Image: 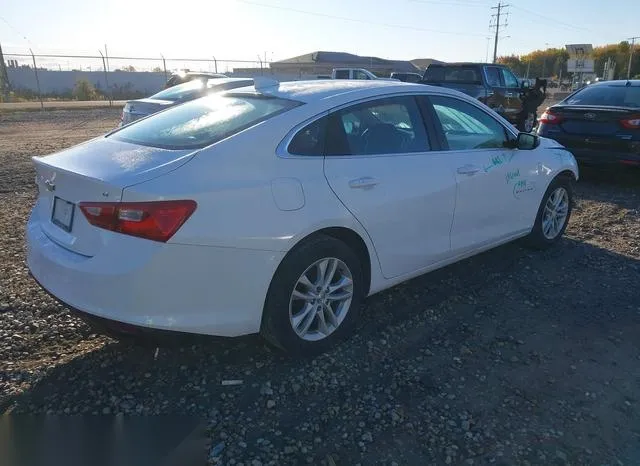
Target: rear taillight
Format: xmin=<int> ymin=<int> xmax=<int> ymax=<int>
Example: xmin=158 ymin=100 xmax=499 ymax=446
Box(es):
xmin=539 ymin=109 xmax=563 ymax=125
xmin=78 ymin=200 xmax=197 ymax=242
xmin=620 ymin=116 xmax=640 ymax=129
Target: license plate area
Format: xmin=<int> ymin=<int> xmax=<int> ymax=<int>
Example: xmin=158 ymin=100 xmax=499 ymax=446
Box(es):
xmin=51 ymin=197 xmax=75 ymax=232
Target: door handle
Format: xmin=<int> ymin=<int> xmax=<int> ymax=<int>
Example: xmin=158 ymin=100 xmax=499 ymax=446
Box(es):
xmin=349 ymin=176 xmax=379 ymax=189
xmin=457 ymin=165 xmax=481 ymax=176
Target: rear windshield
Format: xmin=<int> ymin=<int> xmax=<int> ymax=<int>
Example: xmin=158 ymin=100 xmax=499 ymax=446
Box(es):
xmin=423 ymin=66 xmax=482 ymax=84
xmin=109 ymin=94 xmax=302 ymax=150
xmin=565 ymin=85 xmax=640 ymax=108
xmin=150 ymin=80 xmax=207 ymax=101
xmin=150 ymin=79 xmax=254 ymax=102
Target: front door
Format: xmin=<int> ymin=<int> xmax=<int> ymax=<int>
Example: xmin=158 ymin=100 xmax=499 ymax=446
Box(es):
xmin=484 ymin=65 xmax=509 ymax=117
xmin=426 ymin=94 xmax=530 ymax=255
xmin=500 ymin=67 xmax=524 ymax=123
xmin=323 ymin=95 xmax=457 ymax=279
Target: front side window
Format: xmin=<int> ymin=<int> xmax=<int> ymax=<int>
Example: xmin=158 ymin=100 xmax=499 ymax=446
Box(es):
xmin=501 ymin=68 xmax=520 ymax=89
xmin=326 ymin=96 xmax=430 ymax=156
xmin=354 ymin=70 xmax=370 ymax=80
xmin=110 ymin=94 xmax=302 ymax=150
xmin=429 ymin=95 xmax=509 ymax=151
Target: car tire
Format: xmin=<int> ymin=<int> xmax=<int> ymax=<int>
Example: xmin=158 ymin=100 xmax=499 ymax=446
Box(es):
xmin=260 ymin=234 xmax=364 ymax=356
xmin=524 ymin=175 xmax=574 ymax=249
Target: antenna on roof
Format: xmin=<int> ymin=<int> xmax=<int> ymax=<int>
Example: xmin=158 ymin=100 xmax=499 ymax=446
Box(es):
xmin=253 ymin=77 xmax=280 ymax=94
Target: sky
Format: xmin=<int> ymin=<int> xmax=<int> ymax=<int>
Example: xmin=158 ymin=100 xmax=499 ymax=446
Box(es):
xmin=1 ymin=0 xmax=639 ymax=70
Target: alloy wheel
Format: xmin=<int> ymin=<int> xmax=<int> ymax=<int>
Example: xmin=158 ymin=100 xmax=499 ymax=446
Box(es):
xmin=289 ymin=257 xmax=354 ymax=342
xmin=542 ymin=187 xmax=569 ymax=239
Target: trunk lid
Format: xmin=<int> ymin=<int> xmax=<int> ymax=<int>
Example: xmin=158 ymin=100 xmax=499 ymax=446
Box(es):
xmin=32 ymin=136 xmax=197 ymax=256
xmin=552 ymin=105 xmax=637 ymax=136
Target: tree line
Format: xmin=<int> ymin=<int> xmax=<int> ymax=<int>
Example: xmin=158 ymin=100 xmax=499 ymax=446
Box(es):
xmin=498 ymin=41 xmax=640 ymax=80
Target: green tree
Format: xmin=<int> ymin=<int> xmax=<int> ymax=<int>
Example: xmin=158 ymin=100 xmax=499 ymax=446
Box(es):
xmin=73 ymin=79 xmax=97 ymax=101
xmin=497 ymin=55 xmax=524 ymax=75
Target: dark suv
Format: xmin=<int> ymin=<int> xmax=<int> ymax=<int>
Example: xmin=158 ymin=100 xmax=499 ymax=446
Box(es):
xmin=421 ymin=63 xmax=538 ymax=132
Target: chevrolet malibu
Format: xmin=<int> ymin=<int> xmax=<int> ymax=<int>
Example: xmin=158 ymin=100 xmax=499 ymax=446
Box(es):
xmin=27 ymin=79 xmax=579 ymax=355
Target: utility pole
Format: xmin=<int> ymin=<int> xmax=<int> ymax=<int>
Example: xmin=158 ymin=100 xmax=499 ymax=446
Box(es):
xmin=627 ymin=36 xmax=639 ymax=79
xmin=0 ymin=42 xmax=11 ymax=101
xmin=490 ymin=2 xmax=509 ymax=63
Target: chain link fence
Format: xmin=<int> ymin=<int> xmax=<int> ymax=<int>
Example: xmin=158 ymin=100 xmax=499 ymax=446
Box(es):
xmin=1 ymin=50 xmax=271 ymax=106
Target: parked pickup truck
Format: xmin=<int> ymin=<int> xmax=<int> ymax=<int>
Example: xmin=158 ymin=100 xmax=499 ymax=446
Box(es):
xmin=421 ymin=62 xmax=539 ymax=132
xmin=331 ymin=68 xmax=398 ymax=81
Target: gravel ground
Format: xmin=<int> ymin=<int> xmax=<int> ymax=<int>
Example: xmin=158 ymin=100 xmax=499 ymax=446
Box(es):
xmin=1 ymin=108 xmax=640 ymax=465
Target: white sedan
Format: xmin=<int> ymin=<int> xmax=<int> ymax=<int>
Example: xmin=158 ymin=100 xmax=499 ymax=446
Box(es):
xmin=26 ymin=79 xmax=579 ymax=355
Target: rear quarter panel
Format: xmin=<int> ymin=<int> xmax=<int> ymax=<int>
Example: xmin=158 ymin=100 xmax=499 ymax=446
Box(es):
xmin=119 ymin=107 xmax=383 ymax=284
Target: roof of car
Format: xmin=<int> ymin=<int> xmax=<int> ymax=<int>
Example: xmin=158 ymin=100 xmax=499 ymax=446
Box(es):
xmin=427 ymin=62 xmax=502 ymax=67
xmin=588 ymin=79 xmax=640 ymax=87
xmin=229 ymin=79 xmax=459 ymax=103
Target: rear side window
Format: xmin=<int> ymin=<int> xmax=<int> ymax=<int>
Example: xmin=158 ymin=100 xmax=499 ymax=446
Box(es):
xmin=484 ymin=67 xmax=502 ymax=87
xmin=110 ymin=94 xmax=302 ymax=150
xmin=565 ymin=85 xmax=640 ymax=108
xmin=288 ymin=117 xmax=327 ymax=156
xmin=424 ymin=66 xmax=482 ymax=84
xmin=334 ymin=70 xmax=350 ymax=79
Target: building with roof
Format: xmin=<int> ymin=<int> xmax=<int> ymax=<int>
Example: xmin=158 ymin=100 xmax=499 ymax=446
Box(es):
xmin=265 ymin=51 xmax=421 ymax=79
xmin=410 ymin=58 xmax=446 ymax=71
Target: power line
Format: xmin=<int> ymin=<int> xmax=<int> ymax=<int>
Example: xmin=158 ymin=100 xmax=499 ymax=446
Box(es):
xmin=236 ymin=0 xmax=488 ymax=37
xmin=0 ymin=15 xmax=34 ymax=46
xmin=409 ymin=0 xmax=491 ymax=7
xmin=490 ymin=2 xmax=509 ymax=63
xmin=628 ymin=36 xmax=639 ymax=79
xmin=509 ymin=5 xmax=592 ymax=33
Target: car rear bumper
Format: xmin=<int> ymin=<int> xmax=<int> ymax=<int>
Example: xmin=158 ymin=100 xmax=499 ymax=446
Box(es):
xmin=537 ymin=131 xmax=640 ymax=166
xmin=565 ymin=148 xmax=640 ymax=166
xmin=26 ymin=210 xmax=285 ymax=337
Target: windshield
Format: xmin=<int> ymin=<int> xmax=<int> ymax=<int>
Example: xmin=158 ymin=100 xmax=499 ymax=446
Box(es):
xmin=423 ymin=66 xmax=482 ymax=84
xmin=565 ymin=85 xmax=640 ymax=108
xmin=109 ymin=94 xmax=303 ymax=150
xmin=150 ymin=80 xmax=207 ymax=102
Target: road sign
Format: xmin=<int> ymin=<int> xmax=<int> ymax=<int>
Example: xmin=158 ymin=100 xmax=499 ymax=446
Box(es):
xmin=567 ymin=58 xmax=595 ymax=73
xmin=565 ymin=44 xmax=593 ymax=58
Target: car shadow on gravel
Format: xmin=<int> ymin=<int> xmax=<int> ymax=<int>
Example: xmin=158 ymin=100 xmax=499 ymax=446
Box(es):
xmin=575 ymin=165 xmax=640 ymax=208
xmin=4 ymin=238 xmax=640 ymax=465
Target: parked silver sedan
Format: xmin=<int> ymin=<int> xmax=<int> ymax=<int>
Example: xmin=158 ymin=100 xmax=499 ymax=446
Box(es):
xmin=119 ymin=77 xmax=254 ymax=126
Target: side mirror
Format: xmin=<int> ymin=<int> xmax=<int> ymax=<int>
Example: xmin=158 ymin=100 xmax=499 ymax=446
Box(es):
xmin=516 ymin=132 xmax=539 ymax=150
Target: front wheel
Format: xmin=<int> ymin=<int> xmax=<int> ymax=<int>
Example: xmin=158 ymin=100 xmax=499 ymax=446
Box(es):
xmin=260 ymin=234 xmax=364 ymax=356
xmin=524 ymin=176 xmax=574 ymax=249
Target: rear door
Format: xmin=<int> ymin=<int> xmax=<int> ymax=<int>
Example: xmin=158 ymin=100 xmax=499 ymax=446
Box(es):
xmin=322 ymin=94 xmax=457 ymax=279
xmin=424 ymin=94 xmax=539 ymax=254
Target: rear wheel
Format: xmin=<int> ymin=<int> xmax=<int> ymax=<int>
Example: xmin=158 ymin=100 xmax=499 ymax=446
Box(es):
xmin=260 ymin=234 xmax=364 ymax=356
xmin=524 ymin=175 xmax=574 ymax=249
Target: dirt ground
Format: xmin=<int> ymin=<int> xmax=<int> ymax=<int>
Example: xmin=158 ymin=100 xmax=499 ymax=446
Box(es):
xmin=1 ymin=108 xmax=639 ymax=466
